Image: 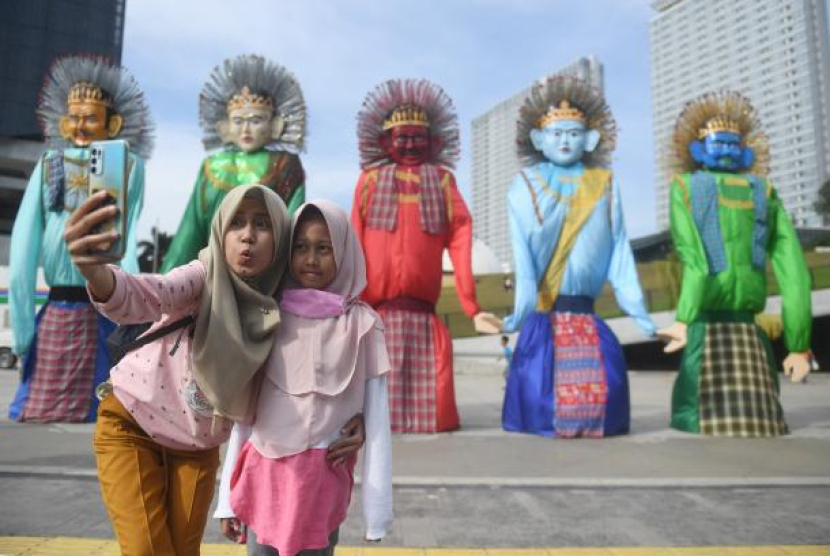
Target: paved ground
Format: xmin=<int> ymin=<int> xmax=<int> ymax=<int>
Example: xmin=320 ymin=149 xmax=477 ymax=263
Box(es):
xmin=1 ymin=540 xmax=829 ymax=556
xmin=1 ymin=342 xmax=829 ymax=554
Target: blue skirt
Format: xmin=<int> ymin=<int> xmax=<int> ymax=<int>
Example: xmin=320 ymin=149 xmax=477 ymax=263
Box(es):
xmin=502 ymin=306 xmax=629 ymax=437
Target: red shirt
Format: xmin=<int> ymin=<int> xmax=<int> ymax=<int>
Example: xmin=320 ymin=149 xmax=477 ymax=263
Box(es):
xmin=351 ymin=165 xmax=480 ymax=318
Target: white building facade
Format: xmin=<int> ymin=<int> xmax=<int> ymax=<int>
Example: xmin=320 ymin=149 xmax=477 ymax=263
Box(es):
xmin=650 ymin=0 xmax=830 ymax=229
xmin=470 ymin=56 xmax=605 ymax=269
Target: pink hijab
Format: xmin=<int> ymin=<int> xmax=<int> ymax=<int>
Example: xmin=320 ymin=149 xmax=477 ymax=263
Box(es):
xmin=279 ymin=199 xmax=367 ymax=317
xmin=252 ymin=200 xmax=387 ymax=458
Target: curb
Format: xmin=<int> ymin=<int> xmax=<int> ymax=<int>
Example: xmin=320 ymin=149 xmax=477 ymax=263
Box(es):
xmin=2 ymin=465 xmax=830 ymax=489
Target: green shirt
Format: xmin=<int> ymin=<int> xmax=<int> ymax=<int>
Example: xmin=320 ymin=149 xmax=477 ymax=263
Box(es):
xmin=670 ymin=172 xmax=812 ymax=352
xmin=162 ymin=150 xmax=304 ymax=272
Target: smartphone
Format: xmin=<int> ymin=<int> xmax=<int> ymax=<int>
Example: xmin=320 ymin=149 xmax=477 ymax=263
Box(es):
xmin=87 ymin=139 xmax=129 ymax=261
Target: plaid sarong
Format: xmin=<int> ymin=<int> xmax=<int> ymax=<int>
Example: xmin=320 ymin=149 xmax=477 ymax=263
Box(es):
xmin=366 ymin=164 xmax=447 ymax=235
xmin=22 ymin=302 xmax=99 ymax=422
xmin=699 ymin=321 xmax=787 ymax=437
xmin=551 ymin=312 xmax=607 ymax=438
xmin=378 ymin=306 xmax=437 ymax=433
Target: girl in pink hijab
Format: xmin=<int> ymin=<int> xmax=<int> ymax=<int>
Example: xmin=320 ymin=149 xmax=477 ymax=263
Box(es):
xmin=216 ymin=200 xmax=393 ymax=556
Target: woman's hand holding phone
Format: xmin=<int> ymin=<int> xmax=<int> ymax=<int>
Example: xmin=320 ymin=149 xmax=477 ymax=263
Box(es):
xmin=64 ymin=190 xmax=119 ymax=301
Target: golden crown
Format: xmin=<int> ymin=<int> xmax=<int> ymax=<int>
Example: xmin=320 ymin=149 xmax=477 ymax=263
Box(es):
xmin=382 ymin=105 xmax=430 ymax=130
xmin=538 ymin=100 xmax=586 ymax=128
xmin=227 ymin=86 xmax=274 ymax=112
xmin=67 ymin=82 xmax=111 ymax=107
xmin=698 ymin=116 xmax=741 ymax=138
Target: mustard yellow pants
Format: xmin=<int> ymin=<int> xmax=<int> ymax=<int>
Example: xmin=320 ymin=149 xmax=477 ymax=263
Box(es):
xmin=94 ymin=394 xmax=220 ymax=556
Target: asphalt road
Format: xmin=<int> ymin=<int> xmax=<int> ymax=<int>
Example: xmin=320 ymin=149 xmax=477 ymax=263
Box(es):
xmin=1 ymin=365 xmax=829 ymax=548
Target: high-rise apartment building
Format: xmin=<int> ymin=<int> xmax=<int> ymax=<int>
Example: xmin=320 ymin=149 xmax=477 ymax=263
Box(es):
xmin=650 ymin=0 xmax=830 ymax=229
xmin=471 ymin=56 xmax=604 ymax=269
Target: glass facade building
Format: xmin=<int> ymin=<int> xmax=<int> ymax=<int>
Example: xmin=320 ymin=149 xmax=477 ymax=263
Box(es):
xmin=0 ymin=0 xmax=125 ymax=138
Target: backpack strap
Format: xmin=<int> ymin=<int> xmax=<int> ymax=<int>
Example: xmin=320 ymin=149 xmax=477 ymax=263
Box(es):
xmin=136 ymin=314 xmax=196 ymax=351
xmin=106 ymin=314 xmax=196 ymax=366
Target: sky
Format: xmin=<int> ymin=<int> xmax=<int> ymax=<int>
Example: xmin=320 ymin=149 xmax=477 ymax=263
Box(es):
xmin=122 ymin=0 xmax=660 ymax=245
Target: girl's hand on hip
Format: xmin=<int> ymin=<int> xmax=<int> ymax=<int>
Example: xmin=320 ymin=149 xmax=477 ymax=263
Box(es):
xmin=327 ymin=413 xmax=365 ymax=466
xmin=220 ymin=517 xmax=247 ymax=544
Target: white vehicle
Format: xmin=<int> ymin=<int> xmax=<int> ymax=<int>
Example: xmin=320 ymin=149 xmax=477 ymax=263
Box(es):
xmin=0 ymin=314 xmax=17 ymax=371
xmin=0 ymin=266 xmax=47 ymax=370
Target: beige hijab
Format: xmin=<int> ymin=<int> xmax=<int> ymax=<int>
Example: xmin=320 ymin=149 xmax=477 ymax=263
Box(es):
xmin=191 ymin=184 xmax=290 ymax=421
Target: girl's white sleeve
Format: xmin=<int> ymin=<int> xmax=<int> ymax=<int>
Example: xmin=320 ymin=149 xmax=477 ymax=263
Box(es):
xmin=213 ymin=422 xmax=252 ymax=519
xmin=362 ymin=374 xmax=393 ymax=540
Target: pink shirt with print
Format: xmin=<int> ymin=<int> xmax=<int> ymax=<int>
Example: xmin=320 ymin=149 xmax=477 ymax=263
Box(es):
xmin=91 ymin=261 xmax=230 ymax=450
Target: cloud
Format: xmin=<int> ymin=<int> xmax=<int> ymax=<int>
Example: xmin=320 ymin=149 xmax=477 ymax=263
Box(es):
xmin=303 ymin=165 xmax=361 ymax=211
xmin=136 ymin=121 xmax=204 ymax=241
xmin=125 ymin=0 xmax=663 ymax=242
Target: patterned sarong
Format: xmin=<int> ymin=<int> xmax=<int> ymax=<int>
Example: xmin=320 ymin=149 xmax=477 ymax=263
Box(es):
xmin=699 ymin=321 xmax=787 ymax=437
xmin=551 ymin=312 xmax=607 ymax=437
xmin=378 ymin=306 xmax=437 ymax=433
xmin=22 ymin=302 xmax=99 ymax=422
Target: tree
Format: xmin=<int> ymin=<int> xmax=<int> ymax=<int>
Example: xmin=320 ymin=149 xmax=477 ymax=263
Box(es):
xmin=815 ymin=178 xmax=830 ymax=226
xmin=137 ymin=227 xmax=173 ymax=273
